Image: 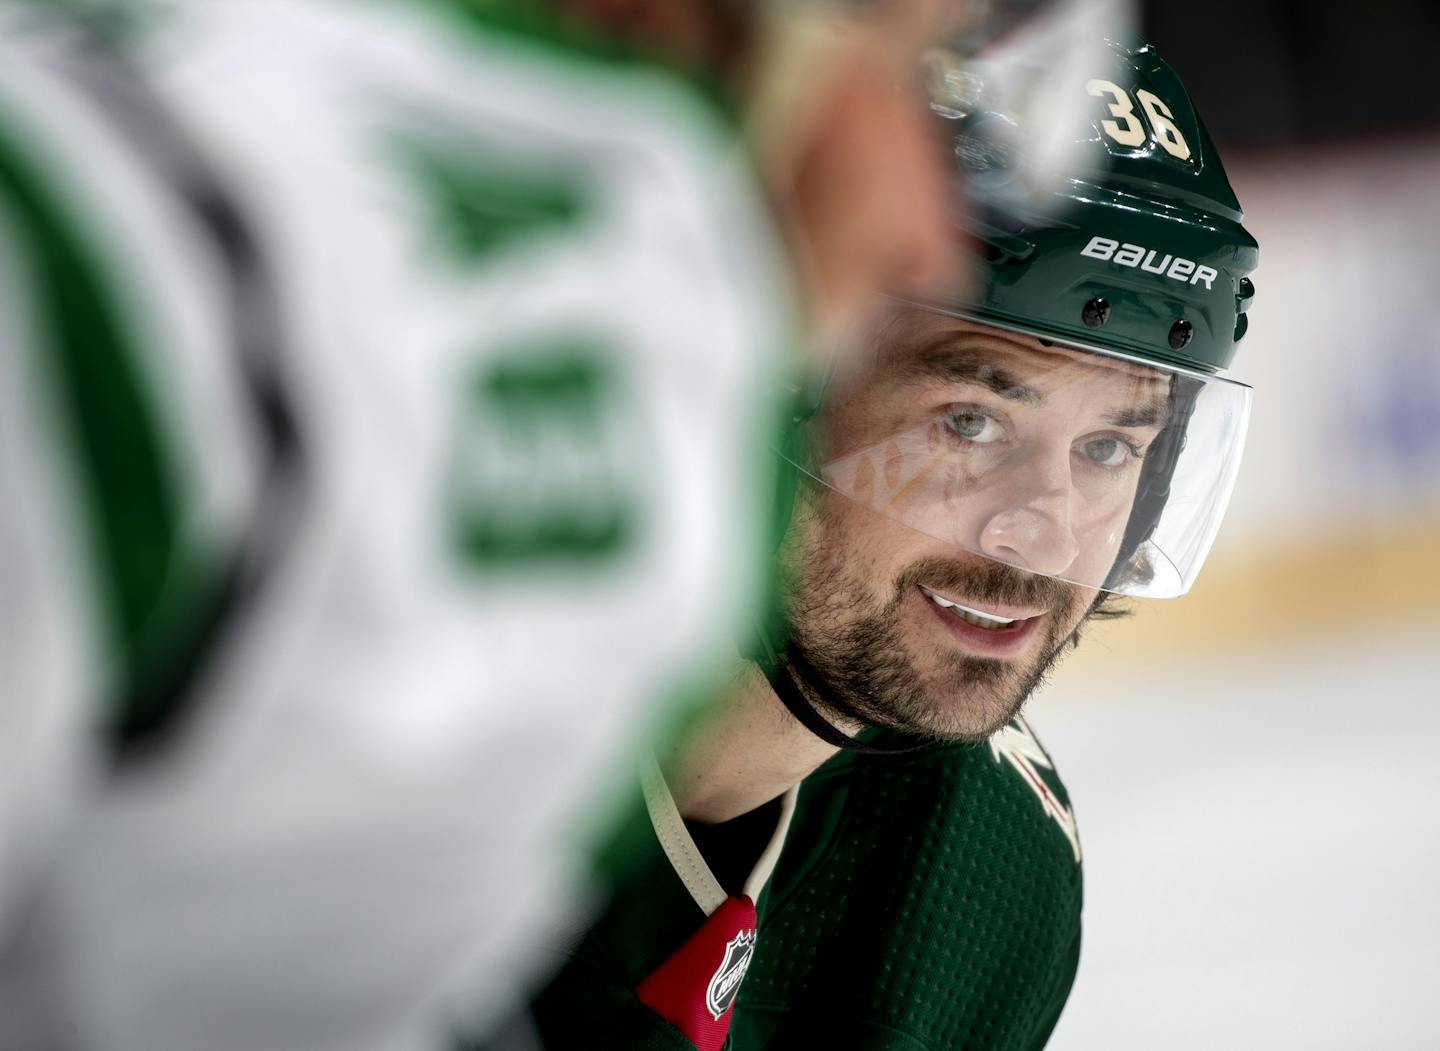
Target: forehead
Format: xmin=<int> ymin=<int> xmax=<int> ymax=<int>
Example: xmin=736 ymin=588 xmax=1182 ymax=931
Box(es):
xmin=868 ymin=311 xmax=1169 ymax=394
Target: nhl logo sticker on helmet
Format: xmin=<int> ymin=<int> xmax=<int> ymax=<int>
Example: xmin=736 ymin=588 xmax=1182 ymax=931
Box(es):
xmin=706 ymin=929 xmax=757 ymax=1020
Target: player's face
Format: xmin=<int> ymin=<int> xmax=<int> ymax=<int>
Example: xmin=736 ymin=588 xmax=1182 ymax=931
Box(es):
xmin=783 ymin=312 xmax=1164 ymax=740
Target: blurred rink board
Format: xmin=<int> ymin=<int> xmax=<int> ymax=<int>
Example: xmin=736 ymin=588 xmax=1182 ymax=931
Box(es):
xmin=1034 ymin=139 xmax=1440 ymax=1049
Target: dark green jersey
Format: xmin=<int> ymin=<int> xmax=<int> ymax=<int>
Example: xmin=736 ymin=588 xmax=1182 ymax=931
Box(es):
xmin=509 ymin=716 xmax=1082 ymax=1050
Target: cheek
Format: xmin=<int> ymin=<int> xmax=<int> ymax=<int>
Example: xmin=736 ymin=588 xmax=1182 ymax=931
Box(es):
xmin=1067 ymin=499 xmax=1135 ymax=579
xmin=790 ymin=493 xmax=909 ymax=609
xmin=1051 ymin=588 xmax=1102 ymax=643
xmin=1069 ymin=518 xmax=1124 ymax=572
xmin=834 ymin=503 xmax=921 ymax=592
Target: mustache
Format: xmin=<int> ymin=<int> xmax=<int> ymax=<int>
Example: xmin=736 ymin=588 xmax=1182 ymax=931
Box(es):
xmin=889 ymin=555 xmax=1078 ymax=612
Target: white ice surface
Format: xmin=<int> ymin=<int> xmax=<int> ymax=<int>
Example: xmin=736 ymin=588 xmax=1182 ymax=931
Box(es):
xmin=1034 ymin=630 xmax=1440 ymax=1050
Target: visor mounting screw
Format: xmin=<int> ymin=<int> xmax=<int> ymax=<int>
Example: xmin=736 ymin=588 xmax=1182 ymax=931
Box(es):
xmin=1081 ymin=298 xmax=1110 ymax=328
xmin=1168 ymin=319 xmax=1194 ymax=350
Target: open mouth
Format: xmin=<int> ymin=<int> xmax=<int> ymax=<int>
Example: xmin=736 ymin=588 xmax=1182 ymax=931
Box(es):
xmin=917 ymin=585 xmax=1026 ymax=632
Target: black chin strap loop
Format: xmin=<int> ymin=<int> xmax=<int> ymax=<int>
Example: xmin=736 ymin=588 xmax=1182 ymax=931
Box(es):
xmin=770 ymin=649 xmax=929 ymax=756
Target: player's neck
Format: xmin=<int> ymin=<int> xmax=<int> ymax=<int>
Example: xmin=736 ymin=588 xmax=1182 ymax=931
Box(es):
xmin=661 ymin=660 xmax=842 ymax=826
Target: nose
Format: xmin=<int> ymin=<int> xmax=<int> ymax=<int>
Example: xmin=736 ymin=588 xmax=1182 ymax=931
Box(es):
xmin=976 ymin=452 xmax=1081 ymax=578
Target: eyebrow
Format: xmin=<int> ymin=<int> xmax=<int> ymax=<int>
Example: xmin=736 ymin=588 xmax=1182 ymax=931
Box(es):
xmin=901 ymin=344 xmax=1043 ymax=404
xmin=1103 ymin=398 xmax=1170 ymax=429
xmin=899 ymin=338 xmax=1171 ymax=428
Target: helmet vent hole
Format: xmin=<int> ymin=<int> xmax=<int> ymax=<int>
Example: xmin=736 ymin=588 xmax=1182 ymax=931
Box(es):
xmin=974 ymin=240 xmax=1005 ymax=264
xmin=1081 ymin=298 xmax=1110 ymax=328
xmin=1169 ymin=319 xmax=1194 ymax=350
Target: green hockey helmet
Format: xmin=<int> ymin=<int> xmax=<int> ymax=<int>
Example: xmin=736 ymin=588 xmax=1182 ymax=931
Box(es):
xmin=937 ymin=34 xmax=1258 ymax=372
xmin=795 ymin=34 xmax=1259 ymax=599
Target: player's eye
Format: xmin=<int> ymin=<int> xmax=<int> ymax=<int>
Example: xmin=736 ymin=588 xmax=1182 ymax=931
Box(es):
xmin=1077 ymin=435 xmax=1141 ymax=468
xmin=945 ymin=409 xmax=1004 ymax=444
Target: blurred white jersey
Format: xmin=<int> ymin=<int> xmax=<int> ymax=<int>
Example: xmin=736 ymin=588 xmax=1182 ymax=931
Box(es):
xmin=0 ymin=1 xmax=791 ymax=1047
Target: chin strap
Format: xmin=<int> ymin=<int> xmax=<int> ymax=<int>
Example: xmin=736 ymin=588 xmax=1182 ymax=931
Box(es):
xmin=768 ymin=647 xmax=928 ymax=756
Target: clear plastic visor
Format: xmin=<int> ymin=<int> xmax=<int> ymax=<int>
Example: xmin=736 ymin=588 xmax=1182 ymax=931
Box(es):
xmin=791 ymin=311 xmax=1251 ymax=598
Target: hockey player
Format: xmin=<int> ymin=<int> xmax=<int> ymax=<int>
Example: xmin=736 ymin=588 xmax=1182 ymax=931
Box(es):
xmin=0 ymin=0 xmax=1114 ymax=1048
xmin=509 ymin=33 xmax=1259 ymax=1050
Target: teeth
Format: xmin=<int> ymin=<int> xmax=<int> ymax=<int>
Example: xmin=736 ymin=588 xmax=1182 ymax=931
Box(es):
xmin=955 ymin=608 xmax=1007 ymax=631
xmin=919 ymin=586 xmax=1017 ymax=630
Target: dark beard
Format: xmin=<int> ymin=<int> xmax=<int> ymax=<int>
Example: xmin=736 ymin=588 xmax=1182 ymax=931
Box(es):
xmin=785 ymin=554 xmax=1093 ymax=742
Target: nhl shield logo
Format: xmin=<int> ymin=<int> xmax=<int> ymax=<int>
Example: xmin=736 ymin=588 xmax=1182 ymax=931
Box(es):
xmin=705 ymin=928 xmax=756 ymax=1020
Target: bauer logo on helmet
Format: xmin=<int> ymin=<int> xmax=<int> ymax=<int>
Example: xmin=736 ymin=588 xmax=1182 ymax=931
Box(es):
xmin=1079 ymin=235 xmax=1218 ymax=290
